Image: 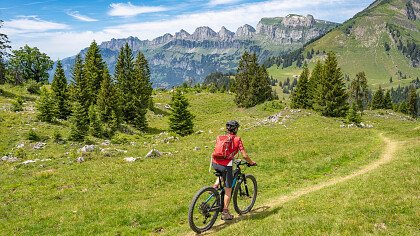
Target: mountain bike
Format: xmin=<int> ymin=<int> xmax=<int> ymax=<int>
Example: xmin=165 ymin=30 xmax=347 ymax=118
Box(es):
xmin=188 ymin=160 xmax=257 ymax=233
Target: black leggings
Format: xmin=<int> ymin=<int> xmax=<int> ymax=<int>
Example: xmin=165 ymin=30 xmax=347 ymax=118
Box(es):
xmin=212 ymin=163 xmax=233 ymax=188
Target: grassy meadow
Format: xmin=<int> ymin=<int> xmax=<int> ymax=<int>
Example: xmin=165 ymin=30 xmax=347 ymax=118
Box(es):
xmin=0 ymin=84 xmax=419 ymax=235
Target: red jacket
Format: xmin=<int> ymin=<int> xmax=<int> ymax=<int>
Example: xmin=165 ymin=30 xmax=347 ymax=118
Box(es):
xmin=212 ymin=134 xmax=244 ymax=166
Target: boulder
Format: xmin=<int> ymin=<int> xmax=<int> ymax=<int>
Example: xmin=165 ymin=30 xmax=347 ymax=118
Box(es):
xmin=80 ymin=145 xmax=95 ymax=153
xmin=1 ymin=155 xmax=19 ymax=162
xmin=76 ymin=157 xmax=85 ymax=163
xmin=34 ymin=142 xmax=46 ymax=150
xmin=124 ymin=157 xmax=137 ymax=162
xmin=145 ymin=149 xmax=162 ymax=158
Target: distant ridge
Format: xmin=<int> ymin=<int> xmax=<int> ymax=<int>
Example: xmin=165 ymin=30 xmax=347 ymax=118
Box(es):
xmin=59 ymin=14 xmax=338 ymax=87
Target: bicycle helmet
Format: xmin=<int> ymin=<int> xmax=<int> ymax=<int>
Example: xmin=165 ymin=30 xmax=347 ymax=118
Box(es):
xmin=226 ymin=120 xmax=240 ymax=134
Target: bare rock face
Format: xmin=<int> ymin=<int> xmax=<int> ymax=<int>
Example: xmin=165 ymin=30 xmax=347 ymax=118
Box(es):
xmin=235 ymin=24 xmax=256 ymax=38
xmin=282 ymin=14 xmax=315 ymax=27
xmin=151 ymin=33 xmax=173 ymax=45
xmin=218 ymin=26 xmax=235 ymax=41
xmin=191 ymin=26 xmax=218 ymax=40
xmin=174 ymin=29 xmax=190 ymax=39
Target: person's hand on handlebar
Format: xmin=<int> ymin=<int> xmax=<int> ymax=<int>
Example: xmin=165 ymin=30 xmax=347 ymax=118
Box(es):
xmin=248 ymin=161 xmax=257 ymax=166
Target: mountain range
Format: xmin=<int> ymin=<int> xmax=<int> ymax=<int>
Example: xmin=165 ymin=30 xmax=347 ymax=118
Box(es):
xmin=60 ymin=14 xmax=338 ymax=87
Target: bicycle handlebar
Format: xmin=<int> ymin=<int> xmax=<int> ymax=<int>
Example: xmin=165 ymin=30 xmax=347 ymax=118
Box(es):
xmin=234 ymin=159 xmax=257 ymax=167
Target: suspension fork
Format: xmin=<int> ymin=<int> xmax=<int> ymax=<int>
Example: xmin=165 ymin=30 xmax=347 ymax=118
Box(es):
xmin=241 ymin=174 xmax=250 ymax=196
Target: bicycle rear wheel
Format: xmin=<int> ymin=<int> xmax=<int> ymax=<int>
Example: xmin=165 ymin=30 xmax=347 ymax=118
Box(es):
xmin=188 ymin=186 xmax=221 ymax=233
xmin=233 ymin=174 xmax=257 ymax=214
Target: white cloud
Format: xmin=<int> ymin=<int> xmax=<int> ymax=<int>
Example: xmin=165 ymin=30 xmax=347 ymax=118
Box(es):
xmin=208 ymin=0 xmax=241 ymax=6
xmin=6 ymin=0 xmax=369 ymax=59
xmin=108 ymin=2 xmax=168 ymax=17
xmin=8 ymin=31 xmax=113 ymax=60
xmin=3 ymin=16 xmax=69 ymax=35
xmin=67 ymin=11 xmax=98 ymax=22
xmin=103 ymin=0 xmax=353 ymax=40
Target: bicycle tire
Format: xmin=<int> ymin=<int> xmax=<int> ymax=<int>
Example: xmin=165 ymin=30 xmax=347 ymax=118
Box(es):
xmin=233 ymin=174 xmax=257 ymax=214
xmin=188 ymin=186 xmax=221 ymax=233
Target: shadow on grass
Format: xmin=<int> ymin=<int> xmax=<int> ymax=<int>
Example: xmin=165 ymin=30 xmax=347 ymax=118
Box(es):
xmin=197 ymin=205 xmax=282 ymax=235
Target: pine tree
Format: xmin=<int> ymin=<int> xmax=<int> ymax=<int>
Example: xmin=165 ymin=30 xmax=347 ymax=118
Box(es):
xmin=115 ymin=43 xmax=135 ymax=122
xmin=88 ymin=104 xmax=102 ymax=137
xmin=51 ymin=60 xmax=71 ymax=119
xmin=97 ymin=67 xmax=119 ymax=123
xmin=383 ymin=90 xmax=392 ymax=109
xmin=291 ymin=65 xmax=310 ymax=109
xmin=371 ymin=86 xmax=384 ymax=109
xmin=69 ymin=101 xmax=88 ymax=141
xmin=308 ymin=60 xmax=324 ymax=108
xmin=169 ymin=90 xmax=194 ymax=136
xmin=407 ymin=85 xmax=418 ymax=118
xmin=313 ymin=52 xmax=348 ymax=117
xmin=36 ymin=87 xmax=57 ymax=122
xmin=234 ymin=52 xmax=273 ymax=108
xmin=347 ymin=102 xmax=362 ymax=124
xmin=83 ymin=41 xmax=106 ymax=107
xmin=70 ymin=54 xmax=85 ymax=103
xmin=132 ymin=51 xmax=153 ymax=130
xmin=349 ymin=72 xmax=369 ymax=112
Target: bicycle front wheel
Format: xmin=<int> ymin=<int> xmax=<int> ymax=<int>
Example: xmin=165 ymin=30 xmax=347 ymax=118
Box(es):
xmin=188 ymin=186 xmax=221 ymax=233
xmin=233 ymin=174 xmax=257 ymax=214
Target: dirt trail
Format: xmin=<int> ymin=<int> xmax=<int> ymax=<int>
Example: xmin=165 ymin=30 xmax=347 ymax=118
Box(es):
xmin=189 ymin=134 xmax=399 ymax=235
xmin=266 ymin=134 xmax=398 ymax=207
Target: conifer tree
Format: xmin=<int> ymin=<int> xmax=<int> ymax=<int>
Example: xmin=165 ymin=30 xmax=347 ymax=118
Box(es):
xmin=234 ymin=52 xmax=273 ymax=108
xmin=371 ymin=86 xmax=384 ymax=109
xmin=88 ymin=104 xmax=102 ymax=137
xmin=132 ymin=51 xmax=153 ymax=130
xmin=69 ymin=101 xmax=88 ymax=141
xmin=308 ymin=60 xmax=324 ymax=108
xmin=83 ymin=41 xmax=106 ymax=107
xmin=349 ymin=72 xmax=369 ymax=112
xmin=347 ymin=102 xmax=362 ymax=124
xmin=291 ymin=65 xmax=310 ymax=109
xmin=51 ymin=60 xmax=71 ymax=119
xmin=70 ymin=54 xmax=85 ymax=103
xmin=383 ymin=90 xmax=392 ymax=109
xmin=169 ymin=90 xmax=194 ymax=136
xmin=407 ymin=85 xmax=418 ymax=118
xmin=115 ymin=43 xmax=135 ymax=122
xmin=36 ymin=87 xmax=57 ymax=122
xmin=313 ymin=52 xmax=348 ymax=117
xmin=97 ymin=67 xmax=120 ymax=123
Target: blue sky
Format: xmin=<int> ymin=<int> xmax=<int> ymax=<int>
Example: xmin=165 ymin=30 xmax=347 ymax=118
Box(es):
xmin=1 ymin=0 xmax=373 ymax=59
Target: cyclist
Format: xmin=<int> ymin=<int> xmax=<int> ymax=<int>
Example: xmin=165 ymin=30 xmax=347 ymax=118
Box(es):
xmin=212 ymin=120 xmax=256 ymax=220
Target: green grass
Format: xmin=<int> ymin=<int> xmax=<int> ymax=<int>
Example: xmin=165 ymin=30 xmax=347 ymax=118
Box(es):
xmin=0 ymin=84 xmax=419 ymax=235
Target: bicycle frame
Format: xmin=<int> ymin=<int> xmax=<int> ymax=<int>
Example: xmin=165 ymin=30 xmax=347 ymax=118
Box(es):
xmin=205 ymin=161 xmax=249 ymax=211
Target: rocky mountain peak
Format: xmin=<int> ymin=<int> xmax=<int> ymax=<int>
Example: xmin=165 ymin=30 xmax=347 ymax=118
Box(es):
xmin=151 ymin=33 xmax=173 ymax=45
xmin=191 ymin=26 xmax=218 ymax=40
xmin=235 ymin=24 xmax=256 ymax=38
xmin=218 ymin=26 xmax=234 ymax=40
xmin=282 ymin=14 xmax=315 ymax=27
xmin=175 ymin=29 xmax=190 ymax=39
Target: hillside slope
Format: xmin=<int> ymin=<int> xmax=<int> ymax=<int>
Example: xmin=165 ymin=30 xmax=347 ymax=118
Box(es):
xmin=305 ymin=0 xmax=420 ymax=87
xmin=0 ymin=84 xmax=418 ymax=235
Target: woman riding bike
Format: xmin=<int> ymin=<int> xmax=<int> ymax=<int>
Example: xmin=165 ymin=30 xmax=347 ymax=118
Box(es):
xmin=211 ymin=120 xmax=256 ymax=220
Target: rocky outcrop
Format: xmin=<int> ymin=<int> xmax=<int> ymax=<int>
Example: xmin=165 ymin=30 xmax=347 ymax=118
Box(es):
xmin=218 ymin=26 xmax=234 ymax=41
xmin=191 ymin=26 xmax=217 ymax=40
xmin=235 ymin=24 xmax=256 ymax=38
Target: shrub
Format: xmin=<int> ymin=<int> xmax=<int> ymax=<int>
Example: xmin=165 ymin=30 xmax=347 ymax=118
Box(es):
xmin=11 ymin=96 xmax=24 ymax=112
xmin=26 ymin=80 xmax=41 ymax=94
xmin=111 ymin=133 xmax=129 ymax=144
xmin=28 ymin=129 xmax=40 ymax=141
